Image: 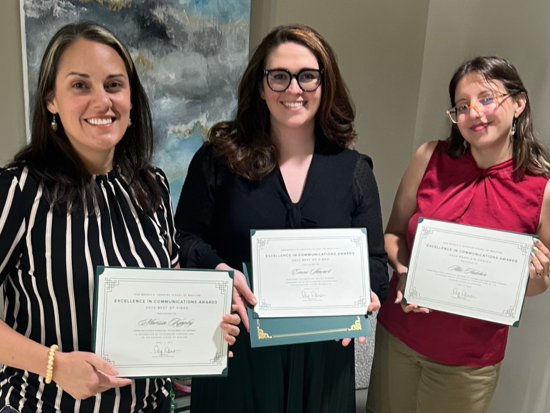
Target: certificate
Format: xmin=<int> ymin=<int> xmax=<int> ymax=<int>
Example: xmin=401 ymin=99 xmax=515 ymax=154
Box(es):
xmin=242 ymin=263 xmax=372 ymax=348
xmin=251 ymin=228 xmax=371 ymax=318
xmin=404 ymin=218 xmax=534 ymax=326
xmin=92 ymin=266 xmax=233 ymax=378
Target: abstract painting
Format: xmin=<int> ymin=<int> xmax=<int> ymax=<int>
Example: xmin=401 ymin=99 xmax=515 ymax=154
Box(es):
xmin=21 ymin=0 xmax=250 ymax=206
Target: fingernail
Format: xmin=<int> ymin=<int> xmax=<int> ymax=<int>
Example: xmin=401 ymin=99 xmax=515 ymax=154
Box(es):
xmin=531 ymin=252 xmax=536 ymax=257
xmin=533 ymin=246 xmax=540 ymax=252
xmin=534 ymin=238 xmax=540 ymax=243
xmin=394 ymin=298 xmax=399 ymax=304
xmin=111 ymin=367 xmax=119 ymax=375
xmin=251 ymin=298 xmax=257 ymax=305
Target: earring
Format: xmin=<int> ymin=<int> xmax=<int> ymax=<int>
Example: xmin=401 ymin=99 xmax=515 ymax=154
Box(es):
xmin=511 ymin=117 xmax=518 ymax=136
xmin=463 ymin=139 xmax=468 ymax=148
xmin=128 ymin=118 xmax=132 ymax=128
xmin=51 ymin=114 xmax=58 ymax=132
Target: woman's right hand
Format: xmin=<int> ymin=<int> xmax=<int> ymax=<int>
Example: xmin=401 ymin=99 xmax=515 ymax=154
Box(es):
xmin=216 ymin=263 xmax=257 ymax=332
xmin=53 ymin=351 xmax=132 ymax=400
xmin=395 ymin=271 xmax=430 ymax=314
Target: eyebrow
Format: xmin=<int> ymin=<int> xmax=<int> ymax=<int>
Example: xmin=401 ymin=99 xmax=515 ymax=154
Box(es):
xmin=266 ymin=67 xmax=320 ymax=72
xmin=65 ymin=72 xmax=126 ymax=79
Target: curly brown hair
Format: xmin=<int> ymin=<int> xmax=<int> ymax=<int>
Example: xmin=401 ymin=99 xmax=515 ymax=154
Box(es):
xmin=208 ymin=24 xmax=357 ymax=181
xmin=446 ymin=56 xmax=550 ymax=177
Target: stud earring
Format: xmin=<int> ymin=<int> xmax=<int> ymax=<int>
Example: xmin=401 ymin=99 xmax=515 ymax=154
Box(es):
xmin=51 ymin=114 xmax=58 ymax=132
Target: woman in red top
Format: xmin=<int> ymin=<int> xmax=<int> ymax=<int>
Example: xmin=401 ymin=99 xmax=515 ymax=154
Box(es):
xmin=367 ymin=56 xmax=550 ymax=413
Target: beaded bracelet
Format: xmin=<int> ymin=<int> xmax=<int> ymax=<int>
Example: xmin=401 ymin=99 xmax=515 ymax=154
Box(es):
xmin=45 ymin=344 xmax=59 ymax=384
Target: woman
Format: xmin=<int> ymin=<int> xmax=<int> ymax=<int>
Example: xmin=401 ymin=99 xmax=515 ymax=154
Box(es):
xmin=367 ymin=56 xmax=550 ymax=413
xmin=0 ymin=21 xmax=239 ymax=413
xmin=175 ymin=24 xmax=389 ymax=413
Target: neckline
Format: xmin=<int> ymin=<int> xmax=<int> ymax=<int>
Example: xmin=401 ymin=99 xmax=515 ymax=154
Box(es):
xmin=465 ymin=149 xmax=514 ymax=173
xmin=277 ymin=153 xmax=316 ymax=206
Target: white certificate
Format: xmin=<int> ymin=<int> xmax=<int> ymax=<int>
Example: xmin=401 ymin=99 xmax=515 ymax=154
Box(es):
xmin=404 ymin=218 xmax=534 ymax=326
xmin=92 ymin=267 xmax=233 ymax=377
xmin=251 ymin=228 xmax=371 ymax=318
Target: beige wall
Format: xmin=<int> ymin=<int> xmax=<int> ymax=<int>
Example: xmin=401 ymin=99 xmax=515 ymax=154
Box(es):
xmin=0 ymin=0 xmax=26 ymax=166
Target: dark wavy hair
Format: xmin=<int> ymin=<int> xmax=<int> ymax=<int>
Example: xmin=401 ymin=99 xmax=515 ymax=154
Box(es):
xmin=208 ymin=24 xmax=357 ymax=181
xmin=446 ymin=56 xmax=550 ymax=177
xmin=11 ymin=21 xmax=161 ymax=212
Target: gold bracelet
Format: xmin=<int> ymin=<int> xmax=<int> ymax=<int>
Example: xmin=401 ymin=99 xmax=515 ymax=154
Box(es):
xmin=45 ymin=344 xmax=59 ymax=384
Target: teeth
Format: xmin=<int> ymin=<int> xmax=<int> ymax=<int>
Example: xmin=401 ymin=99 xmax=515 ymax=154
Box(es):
xmin=283 ymin=102 xmax=304 ymax=108
xmin=87 ymin=118 xmax=113 ymax=125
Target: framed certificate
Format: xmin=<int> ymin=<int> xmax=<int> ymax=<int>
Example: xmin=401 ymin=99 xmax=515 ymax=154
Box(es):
xmin=251 ymin=228 xmax=371 ymax=318
xmin=404 ymin=218 xmax=535 ymax=326
xmin=92 ymin=267 xmax=233 ymax=377
xmin=242 ymin=263 xmax=372 ymax=347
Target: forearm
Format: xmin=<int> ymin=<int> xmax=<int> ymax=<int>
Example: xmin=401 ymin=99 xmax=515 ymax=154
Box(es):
xmin=0 ymin=319 xmax=50 ymax=377
xmin=384 ymin=233 xmax=410 ymax=274
xmin=526 ymin=276 xmax=549 ymax=296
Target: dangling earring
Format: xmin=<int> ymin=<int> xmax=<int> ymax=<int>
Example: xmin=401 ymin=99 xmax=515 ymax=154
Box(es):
xmin=51 ymin=114 xmax=58 ymax=132
xmin=511 ymin=117 xmax=518 ymax=136
xmin=128 ymin=118 xmax=132 ymax=128
xmin=463 ymin=139 xmax=469 ymax=148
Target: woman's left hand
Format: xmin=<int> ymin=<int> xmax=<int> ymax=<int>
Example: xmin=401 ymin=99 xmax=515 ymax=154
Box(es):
xmin=338 ymin=291 xmax=381 ymax=347
xmin=220 ymin=304 xmax=240 ymax=357
xmin=527 ymin=239 xmax=550 ymax=295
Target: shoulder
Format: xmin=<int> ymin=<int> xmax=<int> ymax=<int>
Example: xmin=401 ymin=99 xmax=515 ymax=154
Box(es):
xmin=412 ymin=140 xmax=440 ymax=170
xmin=0 ymin=165 xmax=39 ymax=193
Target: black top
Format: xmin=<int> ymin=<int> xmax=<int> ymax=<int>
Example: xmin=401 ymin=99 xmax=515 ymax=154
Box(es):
xmin=174 ymin=139 xmax=388 ymax=413
xmin=0 ymin=166 xmax=179 ymax=413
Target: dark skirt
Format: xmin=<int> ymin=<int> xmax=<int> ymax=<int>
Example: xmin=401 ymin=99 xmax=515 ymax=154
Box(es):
xmin=191 ymin=323 xmax=355 ymax=413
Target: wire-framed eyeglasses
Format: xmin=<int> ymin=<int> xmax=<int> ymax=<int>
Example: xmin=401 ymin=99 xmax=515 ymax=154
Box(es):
xmin=264 ymin=68 xmax=324 ymax=92
xmin=446 ymin=94 xmax=509 ymax=124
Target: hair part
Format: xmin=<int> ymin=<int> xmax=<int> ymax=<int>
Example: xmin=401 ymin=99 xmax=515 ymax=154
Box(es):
xmin=12 ymin=20 xmax=161 ymax=212
xmin=208 ymin=24 xmax=357 ymax=181
xmin=445 ymin=56 xmax=550 ymax=177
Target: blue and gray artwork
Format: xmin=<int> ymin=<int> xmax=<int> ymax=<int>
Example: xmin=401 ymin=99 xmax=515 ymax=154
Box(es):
xmin=23 ymin=0 xmax=250 ymax=206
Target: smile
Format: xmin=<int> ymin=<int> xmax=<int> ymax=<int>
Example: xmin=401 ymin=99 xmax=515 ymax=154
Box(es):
xmin=86 ymin=118 xmax=114 ymax=125
xmin=470 ymin=123 xmax=488 ymax=131
xmin=282 ymin=102 xmax=305 ymax=108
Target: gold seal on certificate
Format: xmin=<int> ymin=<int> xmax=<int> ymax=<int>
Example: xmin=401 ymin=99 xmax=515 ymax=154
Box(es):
xmin=404 ymin=218 xmax=535 ymax=326
xmin=92 ymin=267 xmax=233 ymax=377
xmin=250 ymin=228 xmax=371 ymax=318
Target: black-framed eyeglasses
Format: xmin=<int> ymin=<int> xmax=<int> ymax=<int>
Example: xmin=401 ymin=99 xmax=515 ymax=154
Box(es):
xmin=264 ymin=68 xmax=324 ymax=92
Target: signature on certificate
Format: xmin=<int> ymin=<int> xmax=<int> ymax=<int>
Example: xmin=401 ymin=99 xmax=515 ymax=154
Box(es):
xmin=138 ymin=318 xmax=195 ymax=328
xmin=448 ymin=265 xmax=487 ymax=276
xmin=451 ymin=288 xmax=476 ymax=300
xmin=152 ymin=345 xmax=182 ymax=357
xmin=301 ymin=290 xmax=326 ymax=300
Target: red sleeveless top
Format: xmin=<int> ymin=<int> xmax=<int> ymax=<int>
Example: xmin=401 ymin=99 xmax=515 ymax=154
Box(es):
xmin=377 ymin=141 xmax=548 ymax=366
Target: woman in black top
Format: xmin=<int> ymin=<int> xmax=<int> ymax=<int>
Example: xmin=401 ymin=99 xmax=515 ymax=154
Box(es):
xmin=175 ymin=24 xmax=389 ymax=413
xmin=0 ymin=21 xmax=239 ymax=413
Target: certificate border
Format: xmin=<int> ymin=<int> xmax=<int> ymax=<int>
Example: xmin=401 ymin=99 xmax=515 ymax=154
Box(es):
xmin=405 ymin=218 xmax=532 ymax=326
xmin=92 ymin=266 xmax=233 ymax=378
xmin=250 ymin=228 xmax=371 ymax=317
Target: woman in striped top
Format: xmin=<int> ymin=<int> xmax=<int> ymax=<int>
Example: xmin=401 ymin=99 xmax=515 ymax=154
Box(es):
xmin=0 ymin=22 xmax=240 ymax=413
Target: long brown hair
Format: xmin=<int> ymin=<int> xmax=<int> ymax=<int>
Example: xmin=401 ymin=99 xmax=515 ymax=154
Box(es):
xmin=12 ymin=21 xmax=161 ymax=212
xmin=446 ymin=56 xmax=550 ymax=177
xmin=208 ymin=24 xmax=357 ymax=181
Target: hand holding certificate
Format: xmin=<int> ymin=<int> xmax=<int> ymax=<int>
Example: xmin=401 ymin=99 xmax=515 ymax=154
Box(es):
xmin=404 ymin=218 xmax=535 ymax=326
xmin=92 ymin=267 xmax=234 ymax=377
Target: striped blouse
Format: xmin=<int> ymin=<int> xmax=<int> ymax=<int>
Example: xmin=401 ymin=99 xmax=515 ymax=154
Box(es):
xmin=0 ymin=166 xmax=179 ymax=413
